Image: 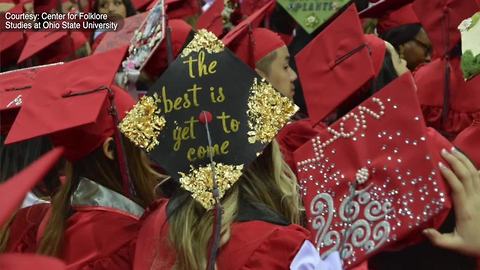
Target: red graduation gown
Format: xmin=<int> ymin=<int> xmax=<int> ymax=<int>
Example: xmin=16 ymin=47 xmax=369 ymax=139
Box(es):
xmin=414 ymin=57 xmax=480 ymax=140
xmin=134 ymin=199 xmax=310 ymax=270
xmin=6 ymin=180 xmax=143 ymax=270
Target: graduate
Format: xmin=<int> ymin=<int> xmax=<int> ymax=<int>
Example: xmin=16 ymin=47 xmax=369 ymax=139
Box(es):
xmin=125 ymin=29 xmax=341 ymax=270
xmin=0 ymin=47 xmax=163 ymax=269
xmin=413 ymin=0 xmax=480 ymax=140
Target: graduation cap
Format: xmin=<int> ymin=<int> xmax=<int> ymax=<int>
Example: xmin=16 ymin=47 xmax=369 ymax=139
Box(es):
xmin=17 ymin=31 xmax=88 ymax=64
xmin=5 ymin=46 xmax=131 ymax=160
xmin=222 ymin=1 xmax=282 ymax=68
xmin=196 ymin=0 xmax=240 ymax=37
xmin=276 ymin=0 xmax=350 ymax=34
xmin=0 ymin=147 xmax=64 ymax=226
xmin=293 ymin=73 xmax=452 ymax=268
xmin=0 ymin=3 xmax=27 ymax=68
xmin=372 ymin=3 xmax=419 ymax=35
xmin=0 ymin=62 xmax=63 ymax=135
xmin=295 ymin=3 xmax=375 ymax=126
xmin=119 ymin=29 xmax=298 ymax=210
xmin=458 ymin=12 xmax=480 ymax=80
xmin=364 ymin=34 xmax=387 ymax=76
xmin=454 ymin=120 xmax=480 ymax=167
xmin=120 ymin=0 xmax=166 ymax=88
xmin=155 ymin=0 xmax=201 ymax=19
xmin=5 ymin=47 xmax=136 ymax=195
xmin=94 ymin=12 xmax=148 ymax=54
xmin=412 ymin=0 xmax=479 ymax=59
xmin=142 ymin=19 xmax=193 ymax=78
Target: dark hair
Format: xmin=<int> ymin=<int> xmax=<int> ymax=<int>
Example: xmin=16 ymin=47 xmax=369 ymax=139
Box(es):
xmin=335 ymin=50 xmax=398 ymax=120
xmin=0 ymin=136 xmax=61 ymax=197
xmin=93 ymin=0 xmax=136 ymax=18
xmin=380 ymin=23 xmax=422 ymax=50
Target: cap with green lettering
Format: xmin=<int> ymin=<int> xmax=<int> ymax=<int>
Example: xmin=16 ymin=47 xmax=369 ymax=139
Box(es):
xmin=276 ymin=0 xmax=350 ymax=34
xmin=119 ymin=29 xmax=298 ymax=209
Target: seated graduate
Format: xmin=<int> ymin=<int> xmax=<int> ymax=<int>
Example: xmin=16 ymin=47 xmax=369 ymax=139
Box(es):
xmin=0 ymin=47 xmax=163 ymax=269
xmin=119 ymin=29 xmax=341 ymax=269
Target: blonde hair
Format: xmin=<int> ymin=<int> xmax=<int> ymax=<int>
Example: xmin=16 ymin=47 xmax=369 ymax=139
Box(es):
xmin=168 ymin=140 xmax=302 ymax=270
xmin=36 ymin=136 xmax=158 ymax=257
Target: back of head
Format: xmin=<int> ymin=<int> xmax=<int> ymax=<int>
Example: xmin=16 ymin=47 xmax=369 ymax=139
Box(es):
xmin=167 ymin=140 xmax=301 ymax=270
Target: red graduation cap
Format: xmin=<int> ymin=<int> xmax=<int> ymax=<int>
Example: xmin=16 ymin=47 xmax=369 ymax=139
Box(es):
xmin=453 ymin=120 xmax=480 ymax=167
xmin=412 ymin=0 xmax=479 ymax=59
xmin=295 ymin=3 xmax=375 ymax=126
xmin=93 ymin=12 xmax=149 ymax=54
xmin=0 ymin=62 xmax=63 ymax=134
xmin=240 ymin=0 xmax=273 ymax=17
xmin=5 ymin=46 xmax=133 ymax=162
xmin=221 ymin=1 xmax=280 ymax=68
xmin=0 ymin=147 xmax=64 ymax=226
xmin=293 ymin=73 xmax=452 ymax=268
xmin=222 ymin=0 xmax=274 ymax=45
xmin=377 ymin=3 xmax=419 ymax=35
xmin=143 ymin=18 xmax=193 ymax=78
xmin=161 ymin=0 xmax=201 ymax=19
xmin=364 ymin=34 xmax=387 ymax=76
xmin=196 ymin=0 xmax=225 ymax=37
xmin=17 ymin=30 xmax=87 ymax=64
xmin=360 ymin=0 xmax=418 ymax=35
xmin=0 ymin=3 xmax=27 ymax=68
xmin=359 ymin=0 xmax=413 ymax=18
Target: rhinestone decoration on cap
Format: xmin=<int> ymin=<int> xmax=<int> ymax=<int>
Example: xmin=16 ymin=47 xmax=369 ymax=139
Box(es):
xmin=294 ymin=75 xmax=450 ymax=268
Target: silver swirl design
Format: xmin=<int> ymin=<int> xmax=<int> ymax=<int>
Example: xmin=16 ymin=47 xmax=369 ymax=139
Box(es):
xmin=310 ymin=193 xmax=334 ymax=250
xmin=369 ymin=221 xmax=391 ymax=253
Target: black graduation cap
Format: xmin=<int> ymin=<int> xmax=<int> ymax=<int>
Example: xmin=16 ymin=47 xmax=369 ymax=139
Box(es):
xmin=119 ymin=29 xmax=298 ymax=209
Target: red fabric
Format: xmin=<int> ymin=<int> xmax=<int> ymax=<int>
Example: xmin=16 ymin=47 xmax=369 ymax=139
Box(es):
xmin=364 ymin=34 xmax=387 ymax=77
xmin=453 ymin=120 xmax=480 ymax=167
xmin=412 ymin=0 xmax=479 ymax=59
xmin=226 ymin=27 xmax=285 ymax=68
xmin=143 ymin=19 xmax=193 ymax=78
xmin=0 ymin=148 xmax=64 ymax=226
xmin=240 ymin=0 xmax=273 ymax=16
xmin=295 ymin=4 xmax=375 ymax=124
xmin=5 ymin=48 xmax=134 ymax=161
xmin=196 ymin=0 xmax=224 ymax=37
xmin=93 ymin=12 xmax=148 ymax=54
xmin=276 ymin=119 xmax=324 ymax=174
xmin=293 ymin=73 xmax=452 ymax=268
xmin=377 ymin=4 xmax=419 ymax=35
xmin=6 ymin=204 xmax=50 ymax=253
xmin=134 ymin=199 xmax=310 ymax=270
xmin=414 ymin=57 xmax=480 ymax=139
xmin=0 ymin=253 xmax=66 ymax=270
xmin=165 ymin=0 xmax=201 ymax=20
xmin=7 ymin=204 xmax=139 ymax=270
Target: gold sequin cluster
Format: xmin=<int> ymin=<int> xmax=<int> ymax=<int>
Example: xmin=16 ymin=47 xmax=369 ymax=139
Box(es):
xmin=247 ymin=78 xmax=298 ymax=144
xmin=180 ymin=29 xmax=225 ymax=58
xmin=118 ymin=95 xmax=166 ymax=152
xmin=179 ymin=163 xmax=244 ymax=210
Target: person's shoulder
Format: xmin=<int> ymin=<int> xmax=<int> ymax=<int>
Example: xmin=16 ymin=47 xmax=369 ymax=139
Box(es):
xmin=218 ymin=221 xmax=310 ymax=269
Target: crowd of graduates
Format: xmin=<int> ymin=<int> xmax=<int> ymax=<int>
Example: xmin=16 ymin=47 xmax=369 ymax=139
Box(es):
xmin=0 ymin=0 xmax=480 ymax=269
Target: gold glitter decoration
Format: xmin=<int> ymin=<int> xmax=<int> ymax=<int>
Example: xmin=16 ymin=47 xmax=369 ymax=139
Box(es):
xmin=119 ymin=95 xmax=166 ymax=152
xmin=180 ymin=29 xmax=225 ymax=58
xmin=247 ymin=78 xmax=298 ymax=144
xmin=179 ymin=163 xmax=244 ymax=210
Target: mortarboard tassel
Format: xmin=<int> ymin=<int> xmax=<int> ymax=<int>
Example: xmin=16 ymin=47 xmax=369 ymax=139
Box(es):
xmin=198 ymin=110 xmax=223 ymax=270
xmin=61 ymin=86 xmax=135 ymax=197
